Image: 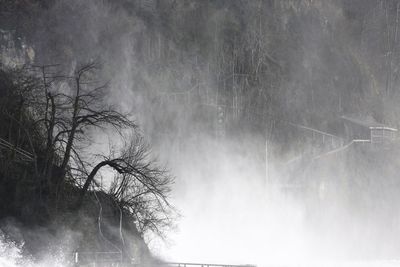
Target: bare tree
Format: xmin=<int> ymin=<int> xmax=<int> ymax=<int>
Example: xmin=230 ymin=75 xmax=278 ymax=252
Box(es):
xmin=1 ymin=63 xmax=176 ymax=237
xmin=57 ymin=62 xmax=135 ymax=178
xmin=70 ymin=133 xmax=176 ymax=237
xmin=26 ymin=62 xmax=135 ymax=195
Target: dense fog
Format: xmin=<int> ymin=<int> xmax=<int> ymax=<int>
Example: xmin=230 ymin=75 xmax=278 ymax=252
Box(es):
xmin=2 ymin=0 xmax=400 ymax=266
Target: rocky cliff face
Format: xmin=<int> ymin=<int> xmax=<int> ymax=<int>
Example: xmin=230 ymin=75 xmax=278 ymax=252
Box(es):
xmin=1 ymin=0 xmax=397 ymax=145
xmin=0 ymin=30 xmax=34 ymax=67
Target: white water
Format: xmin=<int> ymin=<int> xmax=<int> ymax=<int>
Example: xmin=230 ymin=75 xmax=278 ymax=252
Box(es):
xmin=0 ymin=231 xmax=65 ymax=267
xmin=150 ymin=137 xmax=400 ymax=267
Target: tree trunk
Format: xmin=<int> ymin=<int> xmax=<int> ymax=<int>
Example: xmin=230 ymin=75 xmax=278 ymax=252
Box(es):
xmin=75 ymin=161 xmax=109 ymax=209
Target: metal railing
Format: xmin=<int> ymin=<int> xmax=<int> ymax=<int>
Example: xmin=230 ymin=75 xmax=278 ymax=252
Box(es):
xmin=161 ymin=262 xmax=257 ymax=267
xmin=0 ymin=137 xmax=34 ymax=161
xmin=71 ymin=253 xmax=257 ymax=267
